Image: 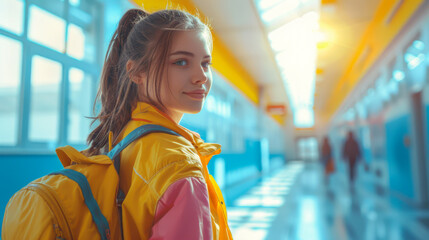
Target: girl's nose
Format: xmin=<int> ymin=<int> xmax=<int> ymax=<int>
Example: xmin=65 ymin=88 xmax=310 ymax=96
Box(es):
xmin=192 ymin=66 xmax=209 ymax=84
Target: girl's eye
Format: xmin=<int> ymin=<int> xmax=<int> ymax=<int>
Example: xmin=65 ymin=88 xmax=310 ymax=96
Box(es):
xmin=202 ymin=62 xmax=212 ymax=68
xmin=174 ymin=60 xmax=187 ymax=66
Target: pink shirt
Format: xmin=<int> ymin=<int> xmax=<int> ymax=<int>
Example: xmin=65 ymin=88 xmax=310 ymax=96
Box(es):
xmin=149 ymin=177 xmax=213 ymax=239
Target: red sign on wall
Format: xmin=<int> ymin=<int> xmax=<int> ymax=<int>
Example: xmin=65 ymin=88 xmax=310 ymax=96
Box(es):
xmin=266 ymin=104 xmax=286 ymax=115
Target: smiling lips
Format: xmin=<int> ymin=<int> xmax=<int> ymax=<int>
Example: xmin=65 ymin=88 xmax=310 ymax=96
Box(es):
xmin=184 ymin=89 xmax=206 ymax=100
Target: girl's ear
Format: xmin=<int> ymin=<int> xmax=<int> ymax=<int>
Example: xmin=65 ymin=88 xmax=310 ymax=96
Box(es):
xmin=127 ymin=60 xmax=146 ymax=84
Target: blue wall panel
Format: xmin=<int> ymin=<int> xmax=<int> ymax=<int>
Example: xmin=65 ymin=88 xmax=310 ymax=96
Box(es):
xmin=0 ymin=154 xmax=62 ymax=230
xmin=359 ymin=126 xmax=372 ymax=164
xmin=211 ymin=139 xmax=260 ymax=205
xmin=385 ymin=115 xmax=414 ymax=200
xmin=427 ymin=104 xmax=429 ymax=166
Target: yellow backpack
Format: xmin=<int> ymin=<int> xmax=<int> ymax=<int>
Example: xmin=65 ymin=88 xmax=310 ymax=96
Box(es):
xmin=1 ymin=125 xmax=180 ymax=240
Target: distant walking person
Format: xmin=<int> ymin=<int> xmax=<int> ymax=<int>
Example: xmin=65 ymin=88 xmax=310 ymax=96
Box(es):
xmin=321 ymin=136 xmax=335 ymax=179
xmin=342 ymin=131 xmax=361 ymax=193
xmin=321 ymin=136 xmax=335 ymax=198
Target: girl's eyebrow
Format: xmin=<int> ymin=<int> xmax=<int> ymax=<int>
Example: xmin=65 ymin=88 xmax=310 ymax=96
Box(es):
xmin=169 ymin=51 xmax=211 ymax=59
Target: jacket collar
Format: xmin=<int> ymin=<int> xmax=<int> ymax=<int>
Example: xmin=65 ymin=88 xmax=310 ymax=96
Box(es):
xmin=131 ymin=102 xmax=221 ymax=163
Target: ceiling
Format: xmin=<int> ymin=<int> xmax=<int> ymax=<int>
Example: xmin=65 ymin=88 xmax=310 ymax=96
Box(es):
xmin=192 ymin=0 xmax=381 ymax=124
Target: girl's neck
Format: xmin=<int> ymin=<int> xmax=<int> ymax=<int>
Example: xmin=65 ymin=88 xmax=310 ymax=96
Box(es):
xmin=164 ymin=109 xmax=183 ymax=124
xmin=146 ymin=102 xmax=183 ymax=124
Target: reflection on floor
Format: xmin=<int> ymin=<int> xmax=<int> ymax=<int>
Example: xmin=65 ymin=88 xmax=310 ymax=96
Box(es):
xmin=226 ymin=161 xmax=429 ymax=240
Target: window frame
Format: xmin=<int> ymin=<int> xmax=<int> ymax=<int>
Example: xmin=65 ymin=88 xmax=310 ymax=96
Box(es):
xmin=0 ymin=0 xmax=103 ymax=154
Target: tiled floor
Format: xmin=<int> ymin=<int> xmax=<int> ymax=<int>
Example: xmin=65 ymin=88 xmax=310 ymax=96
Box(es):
xmin=227 ymin=161 xmax=429 ymax=240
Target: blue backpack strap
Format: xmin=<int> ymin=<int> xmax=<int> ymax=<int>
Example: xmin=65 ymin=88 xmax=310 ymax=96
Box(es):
xmin=107 ymin=124 xmax=181 ymax=161
xmin=107 ymin=124 xmax=181 ymax=239
xmin=51 ymin=169 xmax=111 ymax=240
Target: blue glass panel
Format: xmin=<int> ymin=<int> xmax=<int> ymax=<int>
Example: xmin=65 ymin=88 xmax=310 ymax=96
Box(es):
xmin=0 ymin=0 xmax=24 ymax=35
xmin=28 ymin=5 xmax=66 ymax=52
xmin=68 ymin=68 xmax=92 ymax=144
xmin=29 ymin=55 xmax=62 ymax=143
xmin=0 ymin=35 xmax=22 ymax=145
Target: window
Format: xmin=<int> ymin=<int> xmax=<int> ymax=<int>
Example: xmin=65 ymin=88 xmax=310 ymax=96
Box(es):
xmin=67 ymin=0 xmax=99 ymax=63
xmin=28 ymin=5 xmax=66 ymax=53
xmin=68 ymin=68 xmax=93 ymax=144
xmin=404 ymin=36 xmax=426 ymax=92
xmin=29 ymin=55 xmax=62 ymax=143
xmin=0 ymin=0 xmax=24 ymax=35
xmin=0 ymin=0 xmax=102 ymax=151
xmin=297 ymin=137 xmax=318 ymax=161
xmin=0 ymin=35 xmax=22 ymax=145
xmin=67 ymin=24 xmax=85 ymax=59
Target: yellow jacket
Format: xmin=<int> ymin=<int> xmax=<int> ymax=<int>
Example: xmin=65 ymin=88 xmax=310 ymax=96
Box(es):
xmin=116 ymin=102 xmax=232 ymax=239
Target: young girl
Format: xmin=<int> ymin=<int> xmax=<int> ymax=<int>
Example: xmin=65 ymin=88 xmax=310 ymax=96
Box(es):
xmin=85 ymin=8 xmax=232 ymax=240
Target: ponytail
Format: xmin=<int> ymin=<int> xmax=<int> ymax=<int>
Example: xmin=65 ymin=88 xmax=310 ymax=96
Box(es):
xmin=86 ymin=9 xmax=148 ymax=155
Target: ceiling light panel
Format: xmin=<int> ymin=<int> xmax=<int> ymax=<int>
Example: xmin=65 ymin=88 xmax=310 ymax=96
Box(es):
xmin=254 ymin=0 xmax=320 ymax=127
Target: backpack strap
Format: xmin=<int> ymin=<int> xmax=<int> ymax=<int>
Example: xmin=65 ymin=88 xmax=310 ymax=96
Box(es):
xmin=107 ymin=124 xmax=181 ymax=164
xmin=106 ymin=124 xmax=181 ymax=239
xmin=51 ymin=169 xmax=111 ymax=240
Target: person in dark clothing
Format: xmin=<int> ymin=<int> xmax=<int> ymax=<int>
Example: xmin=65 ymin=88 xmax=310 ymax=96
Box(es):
xmin=321 ymin=136 xmax=334 ymax=177
xmin=342 ymin=131 xmax=361 ymax=193
xmin=321 ymin=136 xmax=335 ymax=199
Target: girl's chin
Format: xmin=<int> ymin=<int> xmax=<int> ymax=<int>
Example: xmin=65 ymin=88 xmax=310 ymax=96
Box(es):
xmin=184 ymin=105 xmax=204 ymax=114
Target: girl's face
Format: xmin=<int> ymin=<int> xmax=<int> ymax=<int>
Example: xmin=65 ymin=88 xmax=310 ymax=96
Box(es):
xmin=132 ymin=30 xmax=212 ymax=123
xmin=160 ymin=30 xmax=213 ymax=123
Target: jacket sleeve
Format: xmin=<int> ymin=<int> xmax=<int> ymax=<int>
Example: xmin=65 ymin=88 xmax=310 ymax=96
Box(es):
xmin=149 ymin=177 xmax=213 ymax=240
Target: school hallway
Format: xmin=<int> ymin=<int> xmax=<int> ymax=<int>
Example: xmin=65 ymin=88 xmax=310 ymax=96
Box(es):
xmin=3 ymin=0 xmax=429 ymax=239
xmin=226 ymin=161 xmax=429 ymax=240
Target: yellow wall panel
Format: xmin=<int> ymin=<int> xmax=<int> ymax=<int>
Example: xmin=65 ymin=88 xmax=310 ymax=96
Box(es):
xmin=325 ymin=0 xmax=424 ymax=118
